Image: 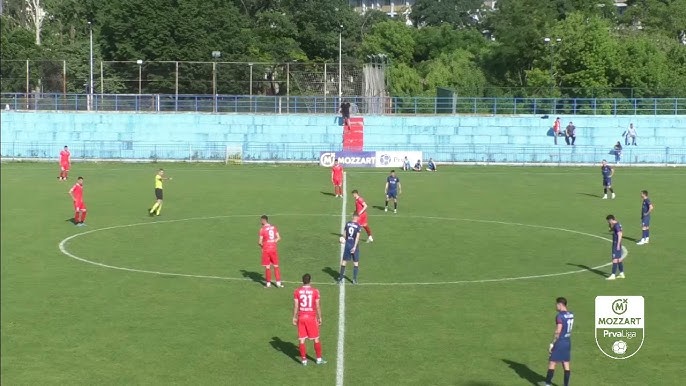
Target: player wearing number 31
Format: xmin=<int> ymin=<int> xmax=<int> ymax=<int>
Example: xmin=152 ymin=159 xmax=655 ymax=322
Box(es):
xmin=292 ymin=273 xmax=326 ymax=366
xmin=259 ymin=215 xmax=283 ymax=288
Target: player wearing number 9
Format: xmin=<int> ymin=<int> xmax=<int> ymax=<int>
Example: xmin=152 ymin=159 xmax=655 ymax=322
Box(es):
xmin=337 ymin=212 xmax=362 ymax=284
xmin=292 ymin=273 xmax=326 ymax=366
xmin=259 ymin=215 xmax=283 ymax=288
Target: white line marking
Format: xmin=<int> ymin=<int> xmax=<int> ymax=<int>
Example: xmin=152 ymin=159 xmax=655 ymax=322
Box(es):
xmin=57 ymin=214 xmax=625 ymax=286
xmin=335 ymin=172 xmax=347 ymax=386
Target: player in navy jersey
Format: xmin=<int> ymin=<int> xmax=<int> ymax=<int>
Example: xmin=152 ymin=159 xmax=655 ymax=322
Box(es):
xmin=337 ymin=212 xmax=361 ymax=284
xmin=384 ymin=170 xmax=402 ymax=213
xmin=601 ymin=160 xmax=615 ymax=199
xmin=605 ymin=214 xmax=625 ymax=280
xmin=637 ymin=190 xmax=654 ymax=245
xmin=544 ymin=297 xmax=574 ymax=386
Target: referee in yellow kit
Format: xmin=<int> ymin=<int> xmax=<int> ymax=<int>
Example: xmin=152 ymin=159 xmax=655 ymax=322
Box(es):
xmin=149 ymin=169 xmax=171 ymax=216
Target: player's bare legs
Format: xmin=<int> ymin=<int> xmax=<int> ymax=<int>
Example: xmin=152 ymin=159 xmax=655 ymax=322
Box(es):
xmin=74 ymin=208 xmax=87 ymax=226
xmin=264 ymin=264 xmax=283 ymax=288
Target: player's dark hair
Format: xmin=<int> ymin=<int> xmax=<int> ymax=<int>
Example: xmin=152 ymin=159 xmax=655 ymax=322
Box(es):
xmin=261 ymin=215 xmax=268 ymax=221
xmin=302 ymin=273 xmax=311 ymax=284
xmin=352 ymin=212 xmax=359 ymax=217
xmin=641 ymin=190 xmax=648 ymax=196
xmin=606 ymin=214 xmax=615 ymax=220
xmin=390 ymin=170 xmax=395 ymax=173
xmin=334 ymin=158 xmax=338 ymax=161
xmin=64 ymin=145 xmax=68 ymax=148
xmin=556 ymin=297 xmax=567 ymax=306
xmin=351 ymin=189 xmax=358 ymax=194
xmin=77 ymin=176 xmax=83 ymax=180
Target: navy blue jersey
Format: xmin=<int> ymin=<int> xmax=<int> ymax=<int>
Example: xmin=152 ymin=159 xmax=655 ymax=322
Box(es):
xmin=641 ymin=198 xmax=652 ymax=218
xmin=386 ymin=176 xmax=400 ymax=193
xmin=556 ymin=311 xmax=574 ymax=342
xmin=611 ymin=222 xmax=623 ymax=249
xmin=344 ymin=221 xmax=361 ymax=246
xmin=601 ymin=165 xmax=613 ymax=178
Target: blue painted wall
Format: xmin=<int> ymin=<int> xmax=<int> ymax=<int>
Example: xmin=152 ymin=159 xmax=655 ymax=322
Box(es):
xmin=1 ymin=112 xmax=685 ymax=163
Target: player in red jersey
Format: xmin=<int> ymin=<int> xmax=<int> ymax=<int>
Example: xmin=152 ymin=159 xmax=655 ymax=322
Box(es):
xmin=58 ymin=146 xmax=71 ymax=181
xmin=352 ymin=190 xmax=373 ymax=242
xmin=69 ymin=176 xmax=87 ymax=226
xmin=292 ymin=273 xmax=326 ymax=366
xmin=331 ymin=158 xmax=344 ymax=197
xmin=259 ymin=215 xmax=283 ymax=288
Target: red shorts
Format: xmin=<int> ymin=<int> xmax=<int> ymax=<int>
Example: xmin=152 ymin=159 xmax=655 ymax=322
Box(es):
xmin=358 ymin=212 xmax=368 ymax=226
xmin=61 ymin=163 xmax=70 ymax=171
xmin=297 ymin=316 xmax=320 ymax=340
xmin=73 ymin=201 xmax=86 ymax=211
xmin=261 ymin=250 xmax=279 ymax=266
xmin=332 ymin=178 xmax=342 ymax=186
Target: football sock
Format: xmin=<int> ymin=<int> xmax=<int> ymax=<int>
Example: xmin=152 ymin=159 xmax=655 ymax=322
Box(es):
xmin=74 ymin=211 xmax=80 ymax=223
xmin=150 ymin=202 xmax=160 ymax=213
xmin=545 ymin=369 xmax=554 ymax=384
xmin=80 ymin=211 xmax=87 ymax=223
xmin=609 ymin=188 xmax=614 ymax=193
xmin=155 ymin=203 xmax=162 ymax=215
xmin=338 ymin=265 xmax=346 ymax=280
xmin=265 ymin=268 xmax=272 ymax=283
xmin=645 ymin=230 xmax=650 ymax=238
xmin=563 ymin=370 xmax=570 ymax=386
xmin=612 ymin=263 xmax=618 ymax=274
xmin=274 ymin=267 xmax=281 ymax=282
xmin=314 ymin=341 xmax=322 ymax=358
xmin=385 ymin=200 xmax=388 ymax=207
xmin=394 ymin=202 xmax=397 ymax=209
xmin=604 ymin=188 xmax=608 ymax=194
xmin=299 ymin=343 xmax=307 ymax=360
xmin=64 ymin=171 xmax=69 ymax=179
xmin=363 ymin=225 xmax=371 ymax=236
xmin=642 ymin=229 xmax=647 ymax=239
xmin=353 ymin=266 xmax=359 ymax=281
xmin=618 ymin=262 xmax=624 ymax=272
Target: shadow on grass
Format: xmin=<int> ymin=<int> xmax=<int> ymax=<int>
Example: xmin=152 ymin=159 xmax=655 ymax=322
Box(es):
xmin=65 ymin=217 xmax=76 ymax=225
xmin=567 ymin=263 xmax=607 ymax=278
xmin=576 ymin=192 xmax=601 ymax=198
xmin=269 ymin=337 xmax=312 ymax=364
xmin=461 ymin=382 xmax=498 ymax=386
xmin=322 ymin=267 xmax=340 ymax=282
xmin=623 ymin=235 xmax=639 ymax=242
xmin=330 ymin=232 xmax=342 ymax=237
xmin=502 ymin=359 xmax=548 ymax=385
xmin=320 ymin=191 xmax=335 ymax=197
xmin=240 ymin=270 xmax=265 ymax=285
xmin=371 ymin=205 xmax=386 ymax=211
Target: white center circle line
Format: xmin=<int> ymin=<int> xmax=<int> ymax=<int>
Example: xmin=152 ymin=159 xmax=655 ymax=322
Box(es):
xmin=58 ymin=214 xmax=627 ymax=286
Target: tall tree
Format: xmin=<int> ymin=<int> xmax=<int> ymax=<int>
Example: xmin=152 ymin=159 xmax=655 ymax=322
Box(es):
xmin=410 ymin=0 xmax=484 ymax=28
xmin=360 ymin=20 xmax=416 ymax=64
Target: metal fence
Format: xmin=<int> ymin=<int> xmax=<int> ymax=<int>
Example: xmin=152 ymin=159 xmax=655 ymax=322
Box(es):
xmin=2 ymin=93 xmax=686 ymax=115
xmin=2 ymin=142 xmax=685 ymax=165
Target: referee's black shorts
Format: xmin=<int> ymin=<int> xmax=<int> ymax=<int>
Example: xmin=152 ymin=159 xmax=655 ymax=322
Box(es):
xmin=155 ymin=188 xmax=163 ymax=200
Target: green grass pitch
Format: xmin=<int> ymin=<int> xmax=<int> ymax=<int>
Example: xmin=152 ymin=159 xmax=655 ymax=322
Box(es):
xmin=2 ymin=163 xmax=685 ymax=385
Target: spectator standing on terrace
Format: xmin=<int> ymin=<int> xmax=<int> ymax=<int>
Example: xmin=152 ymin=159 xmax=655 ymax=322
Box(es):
xmin=552 ymin=117 xmax=562 ymax=145
xmin=613 ymin=142 xmax=623 ymax=164
xmin=626 ymin=123 xmax=637 ymax=146
xmin=564 ymin=122 xmax=576 ymax=146
xmin=340 ymin=100 xmax=351 ymax=126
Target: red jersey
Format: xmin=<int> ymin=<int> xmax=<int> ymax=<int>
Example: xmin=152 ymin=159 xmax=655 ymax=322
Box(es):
xmin=355 ymin=196 xmax=367 ymax=214
xmin=70 ymin=183 xmax=83 ymax=201
xmin=60 ymin=149 xmax=71 ymax=164
xmin=294 ymin=285 xmax=320 ymax=318
xmin=332 ymin=164 xmax=343 ymax=179
xmin=259 ymin=224 xmax=280 ymax=252
xmin=553 ymin=120 xmax=561 ymax=133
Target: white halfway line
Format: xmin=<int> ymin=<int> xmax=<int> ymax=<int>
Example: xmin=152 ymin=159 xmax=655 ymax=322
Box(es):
xmin=335 ymin=172 xmax=347 ymax=386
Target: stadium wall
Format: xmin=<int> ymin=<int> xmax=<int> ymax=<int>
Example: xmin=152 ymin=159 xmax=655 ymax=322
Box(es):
xmin=1 ymin=112 xmax=685 ymax=164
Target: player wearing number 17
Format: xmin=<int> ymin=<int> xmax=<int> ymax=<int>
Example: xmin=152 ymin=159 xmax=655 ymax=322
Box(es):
xmin=331 ymin=158 xmax=344 ymax=197
xmin=352 ymin=190 xmax=373 ymax=242
xmin=543 ymin=297 xmax=574 ymax=386
xmin=384 ymin=170 xmax=401 ymax=213
xmin=259 ymin=215 xmax=283 ymax=288
xmin=292 ymin=273 xmax=326 ymax=366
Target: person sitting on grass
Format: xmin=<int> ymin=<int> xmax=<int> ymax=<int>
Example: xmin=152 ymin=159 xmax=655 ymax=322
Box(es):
xmin=402 ymin=156 xmax=411 ymax=171
xmin=413 ymin=160 xmax=422 ymax=171
xmin=426 ymin=158 xmax=437 ymax=172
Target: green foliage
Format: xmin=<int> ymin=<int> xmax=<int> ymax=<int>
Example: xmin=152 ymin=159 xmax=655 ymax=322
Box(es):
xmin=413 ymin=25 xmax=486 ymax=63
xmin=388 ymin=62 xmax=423 ymax=97
xmin=360 ymin=20 xmax=416 ymax=64
xmin=421 ymin=50 xmax=487 ymax=97
xmin=410 ymin=0 xmax=483 ymax=28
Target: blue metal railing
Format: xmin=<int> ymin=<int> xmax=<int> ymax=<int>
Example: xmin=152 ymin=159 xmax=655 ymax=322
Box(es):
xmin=2 ymin=93 xmax=686 ymax=115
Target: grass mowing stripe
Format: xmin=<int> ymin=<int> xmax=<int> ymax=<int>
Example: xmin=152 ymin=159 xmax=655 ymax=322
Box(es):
xmin=336 ymin=172 xmax=347 ymax=386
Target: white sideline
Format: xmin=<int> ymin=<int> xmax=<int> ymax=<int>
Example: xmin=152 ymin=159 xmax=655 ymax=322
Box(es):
xmin=335 ymin=172 xmax=347 ymax=386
